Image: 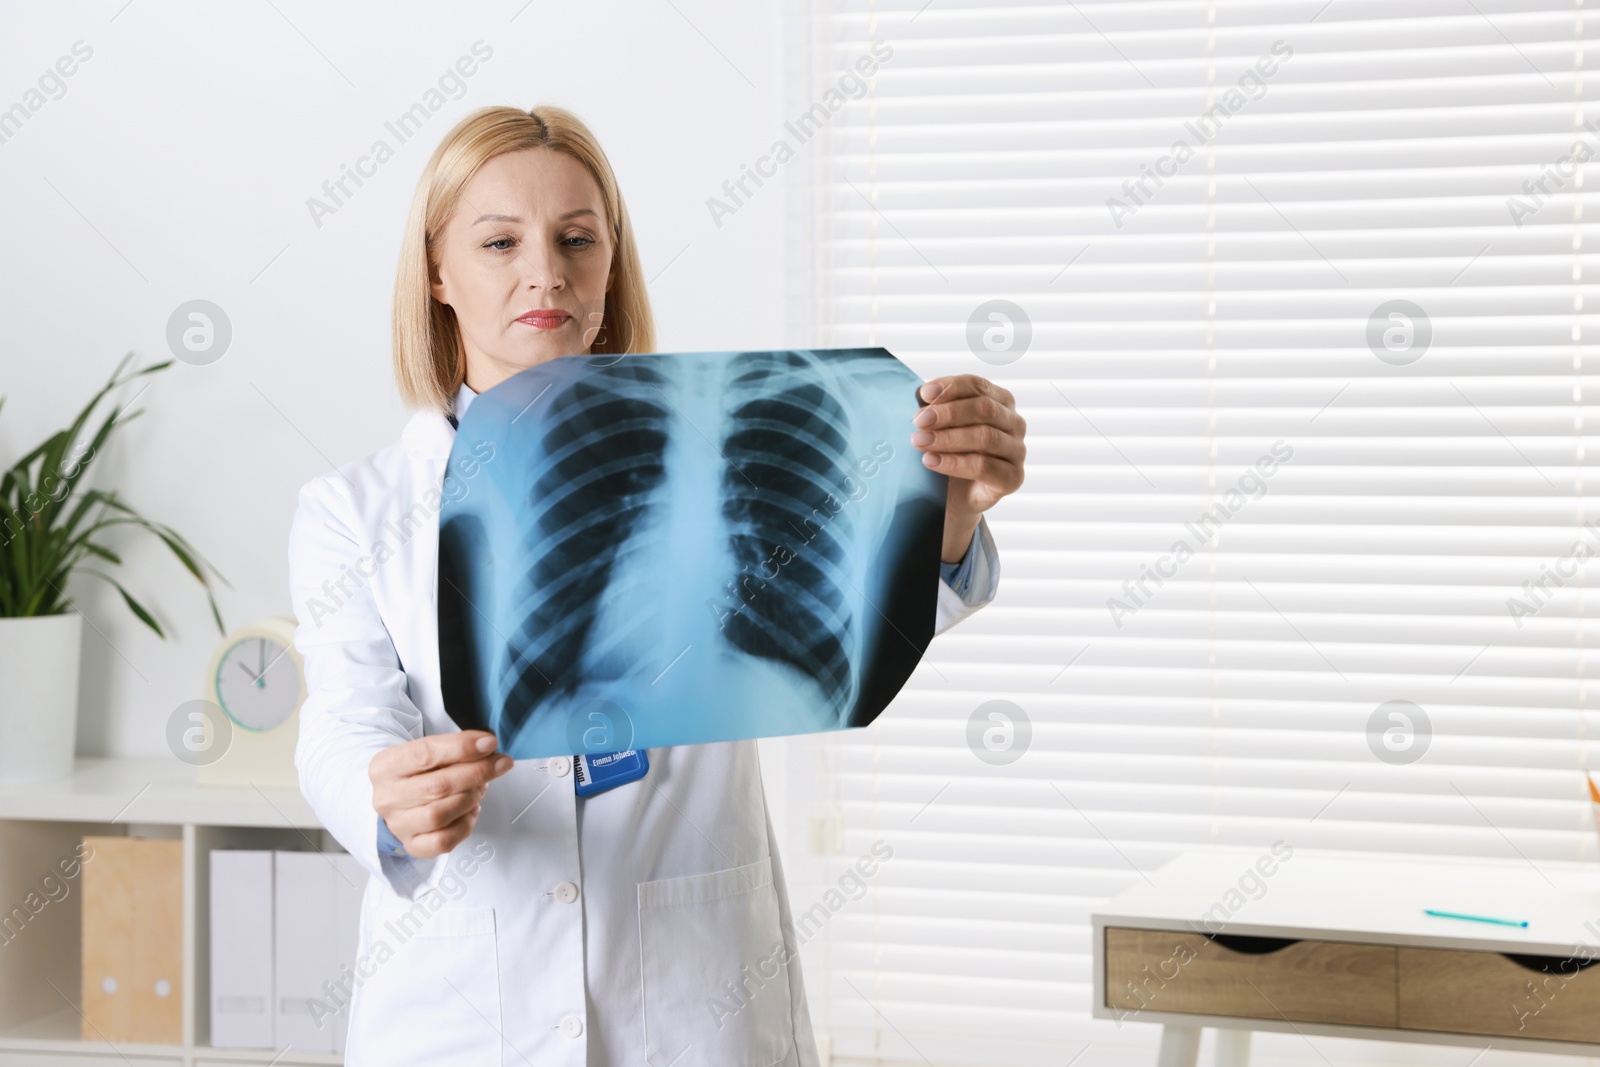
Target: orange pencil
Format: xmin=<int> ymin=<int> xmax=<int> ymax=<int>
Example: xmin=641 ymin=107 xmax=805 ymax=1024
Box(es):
xmin=1588 ymin=773 xmax=1600 ymax=848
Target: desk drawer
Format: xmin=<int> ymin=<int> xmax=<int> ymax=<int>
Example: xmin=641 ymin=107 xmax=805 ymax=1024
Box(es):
xmin=1398 ymin=947 xmax=1600 ymax=1043
xmin=1105 ymin=927 xmax=1396 ymax=1026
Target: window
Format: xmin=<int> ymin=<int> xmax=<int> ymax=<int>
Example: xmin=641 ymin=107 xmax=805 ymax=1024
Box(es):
xmin=781 ymin=2 xmax=1598 ymax=1065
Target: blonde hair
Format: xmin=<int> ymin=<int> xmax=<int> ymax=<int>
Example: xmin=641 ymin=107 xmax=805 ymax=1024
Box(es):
xmin=392 ymin=105 xmax=657 ymax=413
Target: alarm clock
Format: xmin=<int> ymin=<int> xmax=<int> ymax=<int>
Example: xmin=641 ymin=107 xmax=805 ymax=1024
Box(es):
xmin=195 ymin=616 xmax=305 ymax=789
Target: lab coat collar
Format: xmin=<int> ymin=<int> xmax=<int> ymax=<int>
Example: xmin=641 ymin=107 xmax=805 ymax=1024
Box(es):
xmin=400 ymin=408 xmax=453 ymax=460
xmin=400 ymin=383 xmax=476 ymax=460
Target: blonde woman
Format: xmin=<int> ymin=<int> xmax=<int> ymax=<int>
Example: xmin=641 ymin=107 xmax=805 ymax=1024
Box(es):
xmin=287 ymin=104 xmax=1025 ymax=1066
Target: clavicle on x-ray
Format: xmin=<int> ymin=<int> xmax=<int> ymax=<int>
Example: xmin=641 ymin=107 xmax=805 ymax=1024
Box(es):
xmin=436 ymin=347 xmax=948 ymax=758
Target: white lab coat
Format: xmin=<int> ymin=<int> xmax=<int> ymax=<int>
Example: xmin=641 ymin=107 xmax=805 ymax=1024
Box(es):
xmin=286 ymin=394 xmax=999 ymax=1067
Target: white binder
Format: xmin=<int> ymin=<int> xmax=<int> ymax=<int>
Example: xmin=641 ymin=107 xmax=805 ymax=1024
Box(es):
xmin=273 ymin=851 xmax=339 ymax=1052
xmin=209 ymin=850 xmax=274 ymax=1049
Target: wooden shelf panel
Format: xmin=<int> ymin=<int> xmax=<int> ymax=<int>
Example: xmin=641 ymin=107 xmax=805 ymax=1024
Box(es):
xmin=0 ymin=759 xmax=318 ymax=829
xmin=195 ymin=1050 xmax=341 ymax=1065
xmin=0 ymin=1002 xmax=184 ymax=1055
xmin=0 ymin=1001 xmax=338 ymax=1063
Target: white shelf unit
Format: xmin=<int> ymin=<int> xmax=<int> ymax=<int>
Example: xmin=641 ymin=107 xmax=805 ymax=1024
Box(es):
xmin=0 ymin=757 xmax=351 ymax=1066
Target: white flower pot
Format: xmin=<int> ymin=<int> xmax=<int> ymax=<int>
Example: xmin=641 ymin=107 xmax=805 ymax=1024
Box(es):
xmin=0 ymin=612 xmax=83 ymax=784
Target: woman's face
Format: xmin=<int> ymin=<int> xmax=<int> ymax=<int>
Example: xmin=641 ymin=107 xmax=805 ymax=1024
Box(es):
xmin=429 ymin=147 xmax=615 ymax=393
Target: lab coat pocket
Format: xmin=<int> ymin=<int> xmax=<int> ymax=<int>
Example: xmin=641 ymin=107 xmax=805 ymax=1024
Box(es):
xmin=346 ymin=901 xmax=501 ymax=1066
xmin=638 ymin=855 xmax=795 ymax=1067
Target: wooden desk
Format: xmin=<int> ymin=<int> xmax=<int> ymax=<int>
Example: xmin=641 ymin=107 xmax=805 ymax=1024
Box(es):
xmin=1092 ymin=850 xmax=1600 ymax=1065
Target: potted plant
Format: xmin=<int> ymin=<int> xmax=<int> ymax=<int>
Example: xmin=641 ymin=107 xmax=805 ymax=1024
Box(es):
xmin=0 ymin=353 xmax=229 ymax=783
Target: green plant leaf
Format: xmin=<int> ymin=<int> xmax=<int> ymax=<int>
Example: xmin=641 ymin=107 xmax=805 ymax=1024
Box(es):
xmin=79 ymin=542 xmax=121 ymax=566
xmin=78 ymin=568 xmax=165 ymax=639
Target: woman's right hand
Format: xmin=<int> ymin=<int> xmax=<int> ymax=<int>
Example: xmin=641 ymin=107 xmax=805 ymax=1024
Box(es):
xmin=369 ymin=730 xmax=515 ymax=859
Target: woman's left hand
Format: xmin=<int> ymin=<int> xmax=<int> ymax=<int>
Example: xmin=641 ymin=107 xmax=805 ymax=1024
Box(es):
xmin=909 ymin=374 xmax=1027 ymax=562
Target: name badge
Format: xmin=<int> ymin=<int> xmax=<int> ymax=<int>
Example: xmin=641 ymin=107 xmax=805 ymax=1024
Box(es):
xmin=574 ymin=749 xmax=649 ymax=797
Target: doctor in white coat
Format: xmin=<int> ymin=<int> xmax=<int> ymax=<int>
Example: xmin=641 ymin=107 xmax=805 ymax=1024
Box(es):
xmin=287 ymin=105 xmax=1026 ymax=1067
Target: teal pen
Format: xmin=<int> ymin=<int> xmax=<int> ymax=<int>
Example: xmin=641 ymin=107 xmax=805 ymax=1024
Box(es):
xmin=1423 ymin=908 xmax=1528 ymax=928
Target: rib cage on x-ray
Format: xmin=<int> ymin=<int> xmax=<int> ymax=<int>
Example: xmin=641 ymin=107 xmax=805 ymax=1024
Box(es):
xmin=497 ymin=359 xmax=673 ymax=739
xmin=436 ymin=347 xmax=945 ymax=757
xmin=719 ymin=351 xmax=860 ymax=726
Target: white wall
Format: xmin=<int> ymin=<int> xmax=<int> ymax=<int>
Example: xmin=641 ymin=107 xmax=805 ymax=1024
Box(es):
xmin=0 ymin=0 xmax=792 ymax=758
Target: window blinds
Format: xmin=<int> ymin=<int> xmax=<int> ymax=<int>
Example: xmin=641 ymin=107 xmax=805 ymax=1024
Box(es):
xmin=779 ymin=2 xmax=1600 ymax=1065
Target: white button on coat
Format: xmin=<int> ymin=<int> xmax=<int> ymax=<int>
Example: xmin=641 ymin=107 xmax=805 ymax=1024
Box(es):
xmin=287 ymin=387 xmax=998 ymax=1066
xmin=554 ymin=881 xmax=579 ymax=904
xmin=547 ymin=756 xmax=572 ymax=778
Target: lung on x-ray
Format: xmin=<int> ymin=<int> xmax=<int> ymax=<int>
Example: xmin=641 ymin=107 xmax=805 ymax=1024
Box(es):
xmin=435 ymin=347 xmax=947 ymax=758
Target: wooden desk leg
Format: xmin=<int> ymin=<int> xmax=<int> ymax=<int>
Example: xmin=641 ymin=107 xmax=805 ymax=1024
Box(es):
xmin=1213 ymin=1028 xmax=1251 ymax=1067
xmin=1155 ymin=1025 xmax=1201 ymax=1067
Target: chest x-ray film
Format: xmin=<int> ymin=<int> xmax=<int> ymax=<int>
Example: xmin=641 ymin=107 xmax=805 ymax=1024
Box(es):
xmin=436 ymin=347 xmax=948 ymax=758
